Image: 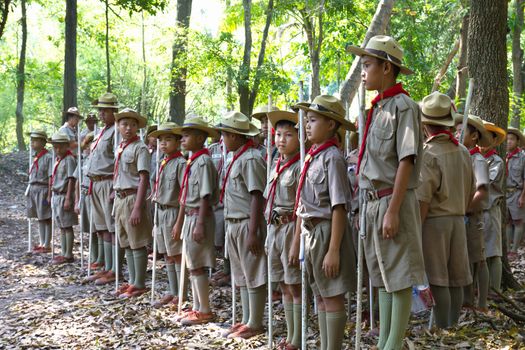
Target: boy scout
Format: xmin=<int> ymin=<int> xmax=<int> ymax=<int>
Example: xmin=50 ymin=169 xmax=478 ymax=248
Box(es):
xmin=263 ymin=110 xmax=302 ymax=349
xmin=59 ymin=107 xmax=82 ymax=151
xmin=416 ymin=92 xmax=474 ymax=329
xmin=113 ymin=108 xmax=152 ymax=298
xmin=294 ymin=95 xmax=356 ymax=350
xmin=80 ymin=113 xmax=97 ymax=144
xmin=48 ymin=132 xmax=78 ymax=265
xmin=505 ymin=127 xmax=525 ymax=259
xmin=173 ymin=117 xmax=219 ymax=325
xmin=252 ymin=105 xmax=279 ymax=161
xmin=149 ymin=122 xmax=187 ymax=307
xmin=27 ymin=130 xmax=53 ymax=253
xmin=480 ymin=122 xmax=506 ymax=292
xmin=455 ymin=114 xmax=490 ymax=311
xmin=215 ymin=111 xmax=267 ymax=339
xmin=348 ymin=35 xmax=425 ymax=350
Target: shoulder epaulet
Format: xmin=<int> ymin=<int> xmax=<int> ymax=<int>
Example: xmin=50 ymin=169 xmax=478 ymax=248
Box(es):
xmin=394 ymin=94 xmax=410 ymax=112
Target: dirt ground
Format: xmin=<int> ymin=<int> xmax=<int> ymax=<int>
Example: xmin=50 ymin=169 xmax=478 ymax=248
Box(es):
xmin=1 ymin=151 xmax=524 ymax=349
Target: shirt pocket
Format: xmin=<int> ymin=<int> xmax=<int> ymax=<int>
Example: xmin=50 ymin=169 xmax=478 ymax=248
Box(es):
xmin=304 ymin=167 xmax=325 ymax=205
xmin=121 ymin=152 xmax=135 ymax=173
xmin=188 ymin=171 xmax=200 ymax=199
xmin=368 ymin=113 xmax=395 ymax=157
xmin=279 ymin=172 xmax=296 ymax=203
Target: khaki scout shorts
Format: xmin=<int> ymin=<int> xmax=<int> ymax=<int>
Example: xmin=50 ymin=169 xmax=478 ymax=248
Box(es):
xmin=52 ymin=193 xmax=78 ymax=229
xmin=27 ymin=184 xmax=51 ymax=220
xmin=267 ymin=221 xmax=301 ymax=285
xmin=506 ymin=190 xmax=525 ymax=222
xmin=466 ymin=212 xmax=486 ymax=264
xmin=483 ymin=205 xmax=502 ymax=258
xmin=225 ymin=218 xmax=267 ymax=288
xmin=422 ymin=216 xmax=472 ymax=287
xmin=90 ymin=179 xmax=115 ymax=233
xmin=364 ymin=190 xmax=426 ymax=293
xmin=156 ymin=206 xmax=182 ymax=256
xmin=79 ymin=193 xmax=91 ymax=233
xmin=302 ymin=219 xmax=356 ymax=298
xmin=114 ymin=194 xmax=152 ymax=249
xmin=182 ymin=212 xmax=216 ymax=270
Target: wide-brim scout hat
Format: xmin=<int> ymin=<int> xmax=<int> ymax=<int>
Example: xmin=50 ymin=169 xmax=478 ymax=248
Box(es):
xmin=268 ymin=110 xmax=298 ymax=128
xmin=149 ymin=122 xmax=183 ymax=138
xmin=482 ymin=121 xmax=506 ymax=147
xmin=292 ymin=95 xmax=356 ymax=132
xmin=85 ymin=112 xmax=97 ymax=121
xmin=421 ymin=92 xmax=454 ymax=127
xmin=26 ymin=129 xmax=48 ymax=141
xmin=178 ymin=116 xmax=219 ymax=139
xmin=251 ymin=105 xmax=280 ymax=121
xmin=459 ymin=114 xmax=491 ymax=147
xmin=346 ymin=35 xmax=413 ymax=75
xmin=215 ymin=111 xmax=261 ymax=137
xmin=48 ymin=132 xmax=70 ymax=144
xmin=62 ymin=106 xmax=83 ymax=119
xmin=115 ymin=108 xmax=147 ymax=129
xmin=507 ymin=127 xmax=525 ymax=146
xmin=146 ymin=124 xmax=158 ymax=137
xmin=92 ymin=92 xmax=120 ymax=109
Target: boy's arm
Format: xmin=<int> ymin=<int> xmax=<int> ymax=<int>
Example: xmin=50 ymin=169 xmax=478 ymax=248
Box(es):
xmin=193 ymin=196 xmax=211 ymax=243
xmin=247 ymin=190 xmax=264 ymax=256
xmin=289 ymin=216 xmax=302 ymax=266
xmin=468 ymin=186 xmax=488 ymax=212
xmin=64 ymin=177 xmax=75 ymax=211
xmin=130 ymin=171 xmax=149 ymax=226
xmin=172 ymin=205 xmax=185 ymax=241
xmin=323 ymin=204 xmax=346 ymax=278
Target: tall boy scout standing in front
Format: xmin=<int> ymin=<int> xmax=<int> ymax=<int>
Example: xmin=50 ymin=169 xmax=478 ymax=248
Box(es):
xmin=348 ymin=35 xmax=426 ymax=350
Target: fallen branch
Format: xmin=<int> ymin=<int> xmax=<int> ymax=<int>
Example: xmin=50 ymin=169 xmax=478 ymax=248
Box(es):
xmin=495 ymin=305 xmax=525 ymax=324
xmin=490 ymin=287 xmax=525 ymax=314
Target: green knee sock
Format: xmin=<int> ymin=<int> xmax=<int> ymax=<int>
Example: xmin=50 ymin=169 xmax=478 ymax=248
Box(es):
xmin=65 ymin=229 xmax=74 ymax=258
xmin=175 ymin=263 xmax=187 ymax=298
xmin=318 ymin=310 xmax=327 ymax=350
xmin=284 ymin=302 xmax=294 ymax=343
xmin=240 ymin=286 xmax=250 ymax=324
xmin=383 ymin=288 xmax=412 ymax=350
xmin=191 ymin=276 xmax=200 ymax=311
xmin=60 ymin=230 xmax=67 ymax=256
xmin=96 ymin=235 xmax=104 ymax=264
xmin=44 ymin=221 xmax=51 ymax=248
xmin=463 ymin=263 xmax=475 ymax=307
xmin=378 ymin=288 xmax=393 ymax=349
xmin=166 ymin=263 xmax=178 ymax=296
xmin=111 ymin=244 xmax=125 ymax=275
xmin=247 ymin=285 xmax=266 ymax=329
xmin=477 ymin=261 xmax=489 ymax=309
xmin=429 ymin=285 xmax=451 ymax=329
xmin=326 ymin=310 xmax=347 ymax=350
xmin=194 ymin=274 xmax=210 ymax=313
xmin=125 ymin=249 xmax=135 ymax=285
xmin=103 ymin=241 xmax=113 ymax=271
xmin=90 ymin=233 xmax=98 ymax=263
xmin=513 ymin=224 xmax=524 ymax=252
xmin=292 ymin=304 xmax=302 ymax=348
xmin=132 ymin=247 xmax=148 ymax=289
xmin=223 ymin=258 xmax=231 ymax=275
xmin=506 ymin=225 xmax=514 ymax=252
xmin=38 ymin=221 xmax=46 ymax=246
xmin=487 ymin=256 xmax=502 ymax=292
xmin=449 ymin=287 xmax=463 ymax=326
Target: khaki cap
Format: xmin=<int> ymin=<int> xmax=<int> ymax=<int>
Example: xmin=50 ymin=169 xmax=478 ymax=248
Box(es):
xmin=457 ymin=114 xmax=491 ymax=147
xmin=268 ymin=110 xmax=298 ymax=128
xmin=63 ymin=107 xmax=83 ymax=119
xmin=115 ymin=108 xmax=147 ymax=129
xmin=482 ymin=121 xmax=506 ymax=147
xmin=215 ymin=111 xmax=261 ymax=137
xmin=178 ymin=116 xmax=219 ymax=139
xmin=292 ymin=95 xmax=356 ymax=132
xmin=149 ymin=122 xmax=183 ymax=138
xmin=48 ymin=132 xmax=70 ymax=144
xmin=251 ymin=105 xmax=280 ymax=121
xmin=92 ymin=92 xmax=120 ymax=109
xmin=421 ymin=92 xmax=454 ymax=127
xmin=26 ymin=129 xmax=48 ymax=141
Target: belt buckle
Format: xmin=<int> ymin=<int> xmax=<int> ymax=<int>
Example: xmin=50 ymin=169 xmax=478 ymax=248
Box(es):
xmin=366 ymin=190 xmax=378 ymax=201
xmin=275 ymin=215 xmax=284 ymax=226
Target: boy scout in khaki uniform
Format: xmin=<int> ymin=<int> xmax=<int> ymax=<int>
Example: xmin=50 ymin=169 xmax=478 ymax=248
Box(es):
xmin=59 ymin=107 xmax=83 ymax=152
xmin=480 ymin=122 xmax=506 ymax=292
xmin=27 ymin=130 xmax=53 ymax=253
xmin=293 ymin=95 xmax=356 ymax=350
xmin=416 ymin=92 xmax=474 ymax=329
xmin=252 ymin=105 xmax=279 ymax=161
xmin=505 ymin=127 xmax=525 ymax=259
xmin=348 ymin=35 xmax=425 ymax=350
xmin=264 ymin=110 xmax=302 ymax=349
xmin=173 ymin=117 xmax=219 ymax=325
xmin=150 ymin=123 xmax=187 ymax=307
xmin=215 ymin=111 xmax=267 ymax=339
xmin=113 ymin=108 xmax=152 ymax=298
xmin=48 ymin=132 xmax=78 ymax=265
xmin=455 ymin=114 xmax=490 ymax=311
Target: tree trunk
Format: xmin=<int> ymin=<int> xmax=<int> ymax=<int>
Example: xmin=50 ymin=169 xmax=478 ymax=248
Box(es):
xmin=140 ymin=11 xmax=147 ymax=115
xmin=511 ymin=0 xmax=524 ymax=128
xmin=339 ymin=0 xmax=394 ymax=107
xmin=300 ymin=0 xmax=324 ymax=101
xmin=63 ymin=0 xmax=77 ymax=120
xmin=0 ymin=0 xmax=12 ymax=41
xmin=455 ymin=13 xmax=469 ymax=101
xmin=238 ymin=0 xmax=252 ymax=116
xmin=15 ymin=0 xmax=27 ymax=152
xmin=105 ymin=0 xmax=111 ymax=92
xmin=169 ymin=0 xmax=192 ymax=124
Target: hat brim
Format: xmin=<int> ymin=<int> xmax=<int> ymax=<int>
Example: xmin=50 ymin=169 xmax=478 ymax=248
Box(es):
xmin=149 ymin=129 xmax=182 ymax=138
xmin=421 ymin=114 xmax=455 ymax=127
xmin=465 ymin=117 xmax=491 ymax=148
xmin=215 ymin=123 xmax=261 ymax=137
xmin=346 ymin=46 xmax=414 ymax=75
xmin=180 ymin=125 xmax=219 ymax=139
xmin=115 ymin=113 xmax=147 ymax=129
xmin=48 ymin=139 xmax=70 ymax=144
xmin=251 ymin=112 xmax=267 ymax=121
xmin=268 ymin=111 xmax=298 ymax=128
xmin=484 ymin=124 xmax=506 ymax=147
xmin=63 ymin=111 xmax=83 ymax=119
xmin=293 ymin=104 xmax=356 ymax=132
xmin=92 ymin=103 xmax=120 ymax=110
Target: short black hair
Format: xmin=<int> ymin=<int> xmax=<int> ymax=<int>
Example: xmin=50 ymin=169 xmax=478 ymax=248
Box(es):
xmin=375 ymin=57 xmax=400 ymax=79
xmin=467 ymin=124 xmax=481 ymax=141
xmin=275 ymin=120 xmax=296 ymax=129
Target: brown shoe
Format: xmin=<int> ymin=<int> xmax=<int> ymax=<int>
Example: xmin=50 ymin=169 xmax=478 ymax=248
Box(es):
xmin=228 ymin=324 xmax=264 ymax=339
xmin=51 ymin=255 xmax=66 ymax=265
xmin=95 ymin=271 xmax=116 ymax=285
xmin=180 ymin=311 xmax=214 ymax=325
xmin=90 ymin=262 xmax=104 ymax=270
xmin=221 ymin=323 xmax=244 ymax=338
xmin=113 ymin=283 xmax=131 ymax=297
xmin=83 ymin=270 xmax=107 ymax=283
xmin=153 ymin=294 xmax=174 ymax=308
xmin=119 ymin=285 xmax=147 ymax=298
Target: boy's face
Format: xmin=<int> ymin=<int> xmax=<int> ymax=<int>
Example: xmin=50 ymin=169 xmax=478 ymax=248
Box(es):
xmin=480 ymin=133 xmax=495 ymax=153
xmin=221 ymin=131 xmax=240 ymax=152
xmin=30 ymin=138 xmax=45 ymax=151
xmin=275 ymin=123 xmax=299 ymax=157
xmin=68 ymin=116 xmax=80 ymax=128
xmin=456 ymin=123 xmax=477 ymax=149
xmin=99 ymin=108 xmax=115 ymax=125
xmin=306 ymin=111 xmax=335 ymax=144
xmin=361 ymin=55 xmax=385 ymax=91
xmin=159 ymin=134 xmax=181 ymax=155
xmin=53 ymin=143 xmax=69 ymax=157
xmin=260 ymin=116 xmax=269 ymax=136
xmin=118 ymin=118 xmax=139 ymax=140
xmin=507 ymin=133 xmax=519 ymax=152
xmin=86 ymin=119 xmax=96 ymax=131
xmin=147 ymin=136 xmax=157 ymax=149
xmin=181 ymin=129 xmax=206 ymax=152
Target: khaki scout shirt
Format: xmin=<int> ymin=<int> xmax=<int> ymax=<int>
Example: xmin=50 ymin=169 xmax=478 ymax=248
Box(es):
xmin=297 ymin=146 xmax=352 ymax=220
xmin=182 ymin=154 xmax=218 ymax=210
xmin=485 ymin=152 xmax=504 ymax=208
xmin=506 ymin=150 xmax=525 ymax=189
xmin=209 ymin=142 xmax=225 ymax=185
xmin=59 ymin=123 xmax=77 ymax=141
xmin=471 ymin=151 xmax=490 ymax=211
xmin=87 ymin=124 xmax=115 ymax=177
xmin=223 ymin=147 xmax=266 ymax=219
xmin=51 ymin=155 xmax=77 ymax=193
xmin=113 ymin=139 xmax=150 ymax=191
xmin=263 ymin=157 xmax=300 ymax=218
xmin=29 ymin=151 xmax=53 ymax=186
xmin=416 ymin=134 xmax=475 ymax=217
xmin=346 ymin=149 xmax=359 ymax=214
xmin=73 ymin=155 xmax=91 ymax=189
xmin=153 ymin=155 xmax=186 ymax=207
xmin=358 ymin=94 xmax=423 ymax=190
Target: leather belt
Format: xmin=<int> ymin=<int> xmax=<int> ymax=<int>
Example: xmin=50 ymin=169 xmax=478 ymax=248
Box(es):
xmin=226 ymin=217 xmax=249 ymax=223
xmin=90 ymin=175 xmax=113 ymax=182
xmin=270 ymin=214 xmax=295 ymax=226
xmin=302 ymin=217 xmax=324 ymax=230
xmin=158 ymin=204 xmax=176 ymax=210
xmin=52 ymin=190 xmax=67 ymax=194
xmin=365 ymin=188 xmax=393 ymax=201
xmin=507 ymin=187 xmax=521 ymax=193
xmin=116 ymin=188 xmax=137 ymax=198
xmin=185 ymin=208 xmax=213 ymax=216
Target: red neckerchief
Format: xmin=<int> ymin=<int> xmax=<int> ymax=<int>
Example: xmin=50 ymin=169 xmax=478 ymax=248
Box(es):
xmin=51 ymin=150 xmax=73 ymax=186
xmin=506 ymin=147 xmax=521 ymax=175
xmin=469 ymin=146 xmax=481 ymax=156
xmin=219 ymin=139 xmax=255 ymax=203
xmin=265 ymin=153 xmax=300 ymax=222
xmin=91 ymin=125 xmax=110 ymax=151
xmin=154 ymin=151 xmax=183 ymax=196
xmin=179 ymin=149 xmax=210 ymax=204
xmin=293 ymin=138 xmax=338 ymax=218
xmin=427 ymin=130 xmax=459 ymax=146
xmin=356 ymin=83 xmax=409 ymax=174
xmin=113 ymin=135 xmax=140 ymax=180
xmin=30 ymin=149 xmax=49 ymax=174
xmin=483 ymin=149 xmax=497 ymax=159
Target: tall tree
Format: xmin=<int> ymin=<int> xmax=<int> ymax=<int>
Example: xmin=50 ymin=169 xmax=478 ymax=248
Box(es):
xmin=15 ymin=0 xmax=27 ymax=151
xmin=0 ymin=0 xmax=12 ymax=41
xmin=455 ymin=9 xmax=469 ymax=101
xmin=511 ymin=0 xmax=524 ymax=128
xmin=169 ymin=0 xmax=192 ymax=124
xmin=299 ymin=0 xmax=324 ymax=100
xmin=63 ymin=0 xmax=77 ymax=119
xmin=105 ymin=0 xmax=111 ymax=92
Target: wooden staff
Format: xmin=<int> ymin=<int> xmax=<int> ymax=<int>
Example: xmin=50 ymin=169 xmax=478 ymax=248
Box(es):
xmin=459 ymin=78 xmax=475 ymax=144
xmin=27 ymin=127 xmax=32 ymax=253
xmin=51 ymin=147 xmax=56 ymax=260
xmin=266 ymin=94 xmax=273 ymax=348
xmin=114 ymin=126 xmax=120 ymax=292
xmin=151 ymin=117 xmax=161 ymax=304
xmin=78 ymin=123 xmax=84 ymax=269
xmin=87 ymin=196 xmax=94 ymax=277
